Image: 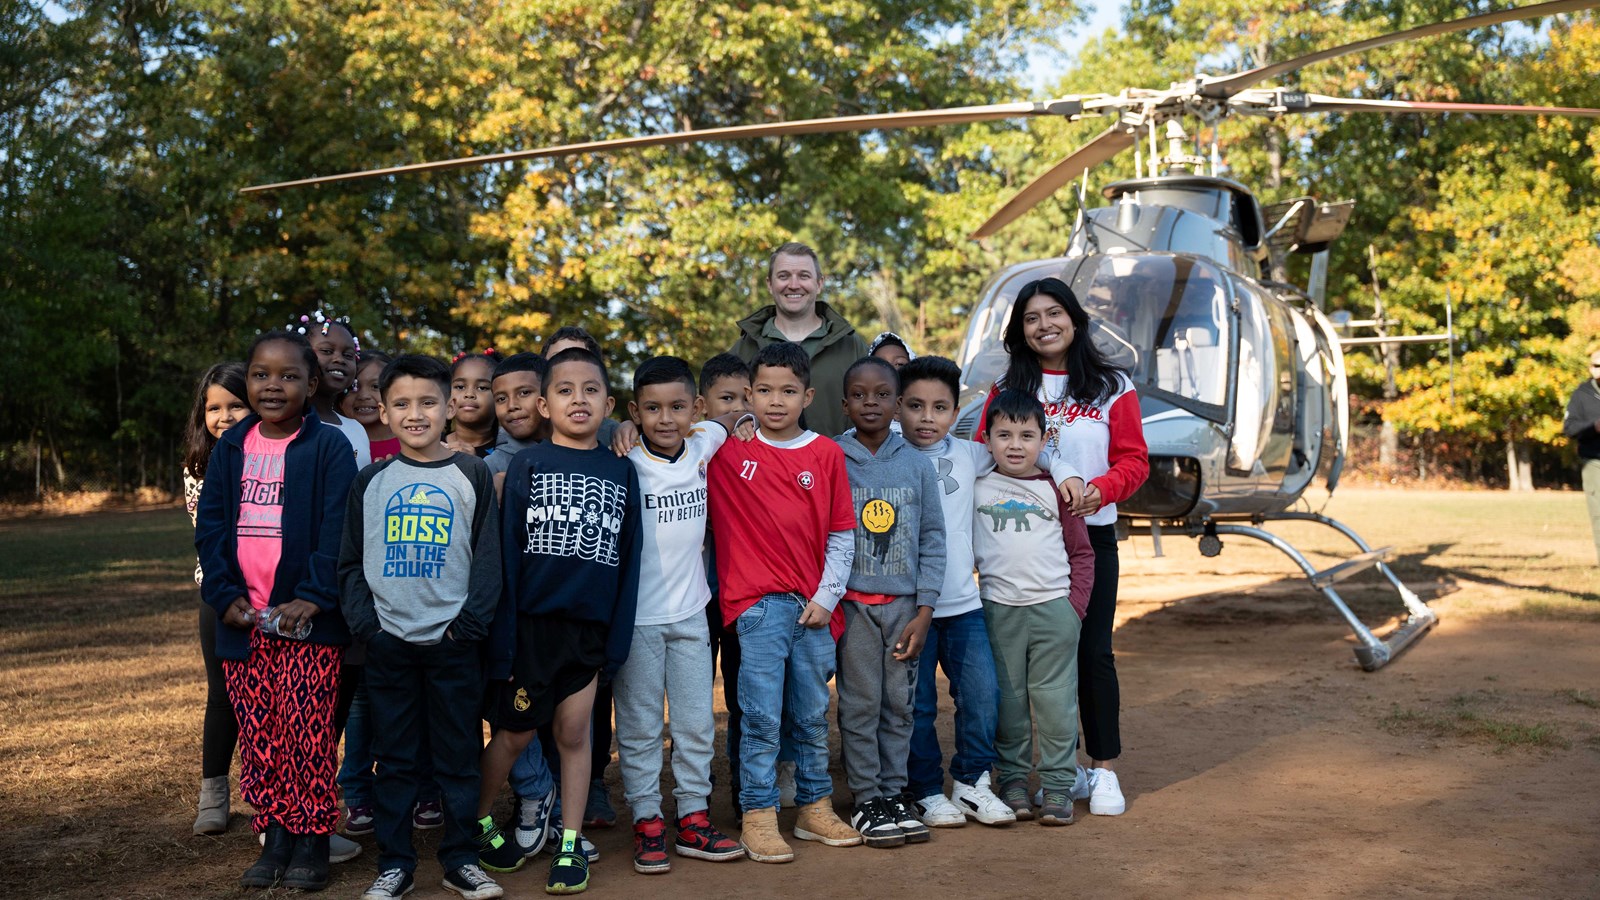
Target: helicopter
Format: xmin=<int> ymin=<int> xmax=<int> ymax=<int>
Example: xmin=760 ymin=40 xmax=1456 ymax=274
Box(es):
xmin=243 ymin=0 xmax=1600 ymax=669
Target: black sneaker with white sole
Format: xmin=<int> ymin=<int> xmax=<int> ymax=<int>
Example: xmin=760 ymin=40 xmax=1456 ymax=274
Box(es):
xmin=360 ymin=868 xmax=415 ymax=900
xmin=850 ymin=797 xmax=906 ymax=849
xmin=442 ymin=863 xmax=504 ymax=900
xmin=886 ymin=795 xmax=931 ymax=844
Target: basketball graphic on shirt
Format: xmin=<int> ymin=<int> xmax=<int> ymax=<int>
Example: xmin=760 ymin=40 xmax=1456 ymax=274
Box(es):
xmin=384 ymin=484 xmax=455 ymax=547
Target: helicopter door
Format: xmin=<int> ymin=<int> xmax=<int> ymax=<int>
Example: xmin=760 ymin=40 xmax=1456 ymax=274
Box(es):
xmin=1227 ymin=281 xmax=1297 ymax=481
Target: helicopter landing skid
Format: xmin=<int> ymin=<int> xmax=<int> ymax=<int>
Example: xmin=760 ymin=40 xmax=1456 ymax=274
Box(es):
xmin=1135 ymin=513 xmax=1438 ymax=671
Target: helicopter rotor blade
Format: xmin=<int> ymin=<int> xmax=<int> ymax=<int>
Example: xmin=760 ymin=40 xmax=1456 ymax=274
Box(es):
xmin=970 ymin=123 xmax=1139 ymax=239
xmin=1246 ymin=92 xmax=1600 ymax=119
xmin=1201 ymin=0 xmax=1600 ymax=98
xmin=240 ymin=99 xmax=1089 ymax=194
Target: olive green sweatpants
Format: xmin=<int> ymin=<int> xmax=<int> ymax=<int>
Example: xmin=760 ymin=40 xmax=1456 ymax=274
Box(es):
xmin=982 ymin=597 xmax=1082 ymax=793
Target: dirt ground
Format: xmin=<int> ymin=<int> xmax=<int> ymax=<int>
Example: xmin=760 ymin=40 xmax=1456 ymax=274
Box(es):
xmin=2 ymin=490 xmax=1598 ymax=899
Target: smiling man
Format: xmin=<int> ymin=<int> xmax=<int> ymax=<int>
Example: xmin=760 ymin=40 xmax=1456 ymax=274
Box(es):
xmin=730 ymin=242 xmax=867 ymax=439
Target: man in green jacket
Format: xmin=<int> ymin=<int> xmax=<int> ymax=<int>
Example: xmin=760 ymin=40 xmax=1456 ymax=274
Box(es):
xmin=729 ymin=241 xmax=868 ymax=439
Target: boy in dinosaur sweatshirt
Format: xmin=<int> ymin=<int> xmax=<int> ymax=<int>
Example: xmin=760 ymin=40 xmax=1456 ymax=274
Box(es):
xmin=973 ymin=390 xmax=1095 ymax=828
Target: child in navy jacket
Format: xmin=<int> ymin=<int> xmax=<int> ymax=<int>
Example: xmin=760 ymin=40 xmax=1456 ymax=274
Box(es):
xmin=195 ymin=331 xmax=357 ymax=891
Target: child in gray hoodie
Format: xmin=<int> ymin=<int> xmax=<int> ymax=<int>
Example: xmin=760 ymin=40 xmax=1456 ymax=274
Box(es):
xmin=834 ymin=357 xmax=947 ymax=849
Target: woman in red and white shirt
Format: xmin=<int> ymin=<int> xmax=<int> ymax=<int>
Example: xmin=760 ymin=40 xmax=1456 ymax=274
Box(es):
xmin=977 ymin=276 xmax=1148 ymax=816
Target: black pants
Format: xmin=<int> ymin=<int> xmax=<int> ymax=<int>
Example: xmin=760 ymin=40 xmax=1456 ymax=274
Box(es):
xmin=198 ymin=603 xmax=240 ymax=779
xmin=365 ymin=631 xmax=484 ymax=873
xmin=706 ymin=600 xmax=741 ymax=793
xmin=1080 ymin=524 xmax=1122 ymax=761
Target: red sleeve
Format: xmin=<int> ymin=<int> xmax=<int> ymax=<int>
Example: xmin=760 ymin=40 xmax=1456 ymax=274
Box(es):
xmin=1057 ymin=490 xmax=1096 ymax=619
xmin=972 ymin=387 xmax=998 ymax=442
xmin=826 ymin=442 xmax=856 ymax=533
xmin=1088 ymin=390 xmax=1148 ymax=504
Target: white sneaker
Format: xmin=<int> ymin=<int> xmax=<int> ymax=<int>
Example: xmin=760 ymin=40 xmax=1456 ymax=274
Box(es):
xmin=513 ymin=788 xmax=555 ymax=857
xmin=951 ymin=772 xmax=1017 ymax=826
xmin=1072 ymin=765 xmax=1094 ymax=802
xmin=776 ymin=760 xmax=797 ymax=809
xmin=913 ymin=793 xmax=967 ymax=828
xmin=1088 ymin=768 xmax=1125 ymax=816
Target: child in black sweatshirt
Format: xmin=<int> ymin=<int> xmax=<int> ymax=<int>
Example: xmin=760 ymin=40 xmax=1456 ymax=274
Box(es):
xmin=479 ymin=347 xmax=642 ymax=895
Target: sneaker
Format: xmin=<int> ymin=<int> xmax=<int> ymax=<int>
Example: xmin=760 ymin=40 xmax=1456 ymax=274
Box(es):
xmin=631 ymin=816 xmax=671 ymax=874
xmin=583 ymin=779 xmax=616 ymax=829
xmin=1089 ymin=768 xmax=1126 ymax=816
xmin=542 ymin=822 xmax=599 ymax=863
xmin=913 ymin=793 xmax=966 ymax=829
xmin=330 ymin=832 xmax=364 ymax=863
xmin=345 ymin=803 xmax=375 ymax=836
xmin=413 ymin=798 xmax=443 ymax=831
xmin=776 ymin=760 xmax=797 ymax=808
xmin=998 ymin=779 xmax=1034 ymax=822
xmin=477 ymin=816 xmax=526 ymax=873
xmin=360 ymin=867 xmax=415 ymax=900
xmin=849 ymin=797 xmax=905 ymax=849
xmin=546 ymin=833 xmax=590 ymax=895
xmin=514 ymin=789 xmax=556 ymax=857
xmin=1039 ymin=790 xmax=1075 ymax=826
xmin=674 ymin=810 xmax=742 ymax=862
xmin=442 ymin=863 xmax=504 ymax=900
xmin=1072 ymin=765 xmax=1094 ymax=802
xmin=885 ymin=795 xmax=930 ymax=844
xmin=952 ymin=773 xmax=1018 ymax=826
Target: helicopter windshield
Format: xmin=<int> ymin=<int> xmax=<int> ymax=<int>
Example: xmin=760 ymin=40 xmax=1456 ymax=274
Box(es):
xmin=1069 ymin=254 xmax=1232 ymax=415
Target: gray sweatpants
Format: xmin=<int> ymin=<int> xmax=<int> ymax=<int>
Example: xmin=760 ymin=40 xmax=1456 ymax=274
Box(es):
xmin=837 ymin=596 xmax=918 ymax=802
xmin=613 ymin=612 xmax=715 ymax=822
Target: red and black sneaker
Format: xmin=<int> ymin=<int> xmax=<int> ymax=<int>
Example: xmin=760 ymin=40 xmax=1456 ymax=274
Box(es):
xmin=674 ymin=810 xmax=743 ymax=862
xmin=632 ymin=816 xmax=671 ymax=874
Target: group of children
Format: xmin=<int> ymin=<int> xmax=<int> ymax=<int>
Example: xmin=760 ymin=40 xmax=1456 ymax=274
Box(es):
xmin=184 ymin=308 xmax=1108 ymax=900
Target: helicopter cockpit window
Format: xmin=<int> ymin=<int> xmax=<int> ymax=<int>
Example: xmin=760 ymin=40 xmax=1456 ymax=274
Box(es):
xmin=1072 ymin=255 xmax=1231 ymax=415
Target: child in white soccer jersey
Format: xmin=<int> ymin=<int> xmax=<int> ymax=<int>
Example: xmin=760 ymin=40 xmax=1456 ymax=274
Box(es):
xmin=607 ymin=356 xmax=755 ymax=874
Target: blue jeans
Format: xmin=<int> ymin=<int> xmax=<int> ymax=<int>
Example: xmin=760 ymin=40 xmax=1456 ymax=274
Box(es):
xmin=510 ymin=734 xmax=555 ymax=802
xmin=907 ymin=608 xmax=1000 ymax=797
xmin=736 ymin=593 xmax=835 ymax=811
xmin=337 ymin=673 xmax=375 ymax=807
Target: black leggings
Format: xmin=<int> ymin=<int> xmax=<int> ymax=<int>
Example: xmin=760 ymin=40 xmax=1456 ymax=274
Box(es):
xmin=198 ymin=602 xmax=240 ymax=779
xmin=1079 ymin=524 xmax=1122 ymax=761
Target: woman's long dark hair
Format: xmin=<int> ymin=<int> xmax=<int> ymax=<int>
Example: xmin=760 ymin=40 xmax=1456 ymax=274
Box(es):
xmin=1000 ymin=277 xmax=1121 ymax=406
xmin=181 ymin=362 xmax=248 ymax=478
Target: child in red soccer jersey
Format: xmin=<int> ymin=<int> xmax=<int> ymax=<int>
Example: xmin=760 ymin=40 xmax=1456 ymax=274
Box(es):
xmin=705 ymin=341 xmax=862 ymax=862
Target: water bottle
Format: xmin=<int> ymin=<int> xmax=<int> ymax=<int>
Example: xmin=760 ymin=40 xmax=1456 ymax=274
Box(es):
xmin=247 ymin=606 xmax=312 ymax=640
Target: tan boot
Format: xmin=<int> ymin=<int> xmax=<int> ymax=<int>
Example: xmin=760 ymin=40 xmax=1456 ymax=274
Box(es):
xmin=738 ymin=806 xmax=794 ymax=863
xmin=193 ymin=776 xmax=230 ymax=835
xmin=793 ymin=799 xmax=863 ymax=847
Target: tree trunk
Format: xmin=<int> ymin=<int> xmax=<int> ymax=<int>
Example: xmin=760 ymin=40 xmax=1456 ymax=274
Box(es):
xmin=1379 ymin=421 xmax=1398 ymax=470
xmin=1505 ymin=438 xmax=1533 ymax=491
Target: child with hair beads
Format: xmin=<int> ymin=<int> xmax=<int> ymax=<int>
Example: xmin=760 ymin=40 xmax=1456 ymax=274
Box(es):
xmin=447 ymin=350 xmax=501 ymax=458
xmin=292 ymin=309 xmax=371 ymax=470
xmin=195 ymin=330 xmax=359 ymax=891
xmin=183 ymin=362 xmax=250 ymax=835
xmin=346 ymin=350 xmax=399 ymax=463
